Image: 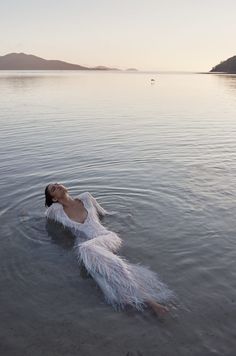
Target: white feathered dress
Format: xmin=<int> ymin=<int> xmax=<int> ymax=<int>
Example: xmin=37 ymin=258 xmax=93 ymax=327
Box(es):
xmin=45 ymin=192 xmax=173 ymax=310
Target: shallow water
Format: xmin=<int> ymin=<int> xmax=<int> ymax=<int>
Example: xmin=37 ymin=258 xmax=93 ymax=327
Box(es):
xmin=0 ymin=71 xmax=236 ymax=356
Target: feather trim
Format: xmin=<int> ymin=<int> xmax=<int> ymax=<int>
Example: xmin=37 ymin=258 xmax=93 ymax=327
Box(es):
xmin=45 ymin=192 xmax=174 ymax=310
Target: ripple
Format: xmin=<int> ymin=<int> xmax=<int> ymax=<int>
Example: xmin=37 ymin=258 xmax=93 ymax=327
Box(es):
xmin=1 ymin=72 xmax=236 ymax=355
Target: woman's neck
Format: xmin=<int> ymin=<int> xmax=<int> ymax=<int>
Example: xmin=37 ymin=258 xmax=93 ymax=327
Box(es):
xmin=58 ymin=193 xmax=75 ymax=208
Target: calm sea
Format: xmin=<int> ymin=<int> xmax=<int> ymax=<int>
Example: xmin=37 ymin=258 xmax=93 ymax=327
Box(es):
xmin=0 ymin=71 xmax=236 ymax=356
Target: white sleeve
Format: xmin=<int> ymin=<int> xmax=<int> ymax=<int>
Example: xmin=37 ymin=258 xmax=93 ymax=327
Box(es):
xmin=87 ymin=192 xmax=108 ymax=216
xmin=45 ymin=203 xmax=60 ymax=221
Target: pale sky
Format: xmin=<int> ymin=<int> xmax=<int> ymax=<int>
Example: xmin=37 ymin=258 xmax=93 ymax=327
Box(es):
xmin=1 ymin=0 xmax=236 ymax=71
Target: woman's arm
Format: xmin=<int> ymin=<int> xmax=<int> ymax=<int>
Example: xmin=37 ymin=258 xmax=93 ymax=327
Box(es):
xmin=87 ymin=192 xmax=108 ymax=216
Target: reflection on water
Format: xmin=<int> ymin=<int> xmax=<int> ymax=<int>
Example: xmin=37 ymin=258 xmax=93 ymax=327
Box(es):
xmin=213 ymin=73 xmax=236 ymax=93
xmin=0 ymin=71 xmax=236 ymax=356
xmin=45 ymin=220 xmax=91 ymax=279
xmin=45 ymin=220 xmax=75 ymax=249
xmin=0 ymin=72 xmax=64 ymax=92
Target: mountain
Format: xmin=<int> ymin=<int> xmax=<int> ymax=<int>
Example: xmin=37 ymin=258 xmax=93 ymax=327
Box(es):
xmin=126 ymin=68 xmax=138 ymax=71
xmin=0 ymin=53 xmax=119 ymax=70
xmin=210 ymin=55 xmax=236 ymax=74
xmin=93 ymin=65 xmax=119 ymax=71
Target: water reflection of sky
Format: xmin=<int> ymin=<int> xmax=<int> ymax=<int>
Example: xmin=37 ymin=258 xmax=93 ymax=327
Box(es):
xmin=0 ymin=71 xmax=236 ymax=356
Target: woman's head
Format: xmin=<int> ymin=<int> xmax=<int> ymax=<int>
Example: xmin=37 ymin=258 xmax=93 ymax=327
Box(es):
xmin=45 ymin=183 xmax=68 ymax=207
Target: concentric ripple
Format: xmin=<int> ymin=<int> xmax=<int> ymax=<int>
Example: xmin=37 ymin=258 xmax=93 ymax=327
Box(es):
xmin=1 ymin=71 xmax=236 ymax=356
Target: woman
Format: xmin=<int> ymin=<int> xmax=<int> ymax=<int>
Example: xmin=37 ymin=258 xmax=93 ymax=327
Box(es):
xmin=45 ymin=183 xmax=173 ymax=317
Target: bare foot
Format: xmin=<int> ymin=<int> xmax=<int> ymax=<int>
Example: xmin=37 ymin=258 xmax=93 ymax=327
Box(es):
xmin=154 ymin=304 xmax=169 ymax=317
xmin=147 ymin=301 xmax=169 ymax=317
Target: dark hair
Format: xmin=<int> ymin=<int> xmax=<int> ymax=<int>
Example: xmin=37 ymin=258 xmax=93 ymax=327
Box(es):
xmin=45 ymin=185 xmax=54 ymax=207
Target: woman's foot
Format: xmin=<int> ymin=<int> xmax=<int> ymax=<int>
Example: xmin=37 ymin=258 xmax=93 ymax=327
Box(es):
xmin=147 ymin=300 xmax=169 ymax=317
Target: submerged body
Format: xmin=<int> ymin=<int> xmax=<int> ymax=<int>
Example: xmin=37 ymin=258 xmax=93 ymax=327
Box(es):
xmin=45 ymin=189 xmax=174 ymax=313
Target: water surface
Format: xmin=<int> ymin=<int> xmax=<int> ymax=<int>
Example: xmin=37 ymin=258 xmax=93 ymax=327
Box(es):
xmin=0 ymin=71 xmax=236 ymax=356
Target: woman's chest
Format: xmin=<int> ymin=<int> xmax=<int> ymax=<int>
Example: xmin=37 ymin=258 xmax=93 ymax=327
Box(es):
xmin=63 ymin=200 xmax=88 ymax=224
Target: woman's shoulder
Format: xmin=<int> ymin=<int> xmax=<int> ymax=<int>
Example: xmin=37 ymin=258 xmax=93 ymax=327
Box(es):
xmin=76 ymin=191 xmax=92 ymax=200
xmin=45 ymin=202 xmax=62 ymax=219
xmin=76 ymin=192 xmax=96 ymax=211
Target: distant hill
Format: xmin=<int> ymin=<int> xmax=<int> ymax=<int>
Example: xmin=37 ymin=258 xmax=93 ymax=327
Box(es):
xmin=126 ymin=68 xmax=138 ymax=72
xmin=210 ymin=55 xmax=236 ymax=73
xmin=0 ymin=53 xmax=119 ymax=71
xmin=92 ymin=65 xmax=119 ymax=71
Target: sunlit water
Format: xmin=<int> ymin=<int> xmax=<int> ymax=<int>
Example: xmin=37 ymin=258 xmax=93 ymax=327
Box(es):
xmin=0 ymin=71 xmax=236 ymax=356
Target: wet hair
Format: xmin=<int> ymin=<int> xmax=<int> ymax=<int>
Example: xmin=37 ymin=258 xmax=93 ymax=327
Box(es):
xmin=45 ymin=185 xmax=54 ymax=207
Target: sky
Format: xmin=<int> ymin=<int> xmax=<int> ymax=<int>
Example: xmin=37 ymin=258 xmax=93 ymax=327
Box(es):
xmin=1 ymin=0 xmax=236 ymax=71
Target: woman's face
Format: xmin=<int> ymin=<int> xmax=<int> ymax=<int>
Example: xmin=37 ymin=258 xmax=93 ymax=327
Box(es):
xmin=47 ymin=183 xmax=68 ymax=201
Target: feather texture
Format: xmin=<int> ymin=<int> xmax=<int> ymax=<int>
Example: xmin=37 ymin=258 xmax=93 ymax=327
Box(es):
xmin=46 ymin=192 xmax=174 ymax=310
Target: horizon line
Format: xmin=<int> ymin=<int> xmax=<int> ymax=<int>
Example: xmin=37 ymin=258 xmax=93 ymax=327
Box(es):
xmin=0 ymin=51 xmax=215 ymax=73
